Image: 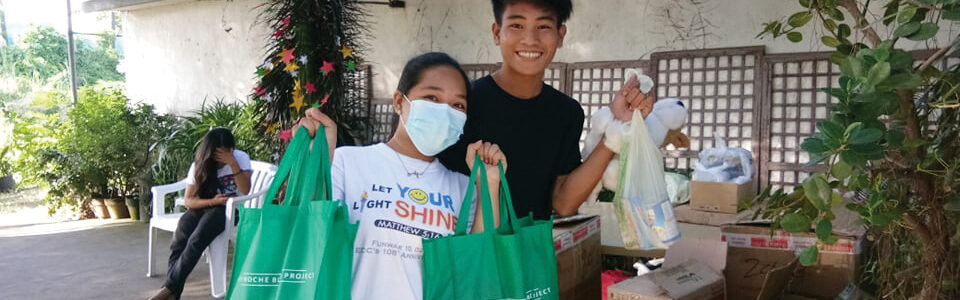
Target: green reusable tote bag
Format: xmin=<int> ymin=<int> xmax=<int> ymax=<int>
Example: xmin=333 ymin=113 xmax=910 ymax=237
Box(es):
xmin=422 ymin=157 xmax=559 ymax=300
xmin=226 ymin=127 xmax=356 ymax=300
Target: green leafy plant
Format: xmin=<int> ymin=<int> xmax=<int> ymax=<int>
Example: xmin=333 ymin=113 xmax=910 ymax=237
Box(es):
xmin=756 ymin=0 xmax=959 ymax=298
xmin=42 ymin=86 xmax=165 ymax=214
xmin=6 ymin=92 xmax=69 ymax=185
xmin=0 ymin=145 xmax=14 ymax=177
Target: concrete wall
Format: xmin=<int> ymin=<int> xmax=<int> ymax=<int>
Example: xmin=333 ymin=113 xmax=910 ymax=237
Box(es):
xmin=121 ymin=0 xmax=959 ymax=114
xmin=121 ymin=0 xmax=269 ymax=115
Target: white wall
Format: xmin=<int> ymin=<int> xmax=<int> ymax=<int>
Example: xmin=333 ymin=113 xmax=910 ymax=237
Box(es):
xmin=121 ymin=0 xmax=959 ymax=113
xmin=121 ymin=0 xmax=270 ymax=115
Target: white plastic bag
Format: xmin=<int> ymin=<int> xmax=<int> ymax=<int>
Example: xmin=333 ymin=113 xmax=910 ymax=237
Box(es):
xmin=614 ymin=110 xmax=681 ymax=250
xmin=664 ymin=172 xmax=691 ymax=204
xmin=692 ymin=133 xmax=754 ymax=184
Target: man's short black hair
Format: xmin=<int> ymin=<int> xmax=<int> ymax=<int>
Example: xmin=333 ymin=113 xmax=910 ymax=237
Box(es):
xmin=491 ymin=0 xmax=573 ymax=25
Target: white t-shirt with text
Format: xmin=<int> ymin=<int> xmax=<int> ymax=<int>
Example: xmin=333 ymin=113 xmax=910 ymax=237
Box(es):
xmin=331 ymin=143 xmax=473 ymax=300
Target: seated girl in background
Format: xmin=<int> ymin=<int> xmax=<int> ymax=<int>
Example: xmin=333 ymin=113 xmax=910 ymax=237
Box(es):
xmin=151 ymin=128 xmax=252 ymax=300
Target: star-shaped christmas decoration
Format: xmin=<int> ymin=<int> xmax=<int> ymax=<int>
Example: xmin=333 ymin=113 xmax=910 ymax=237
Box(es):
xmin=261 ymin=61 xmax=274 ymax=70
xmin=339 ymin=45 xmax=353 ymax=59
xmin=304 ymin=82 xmax=317 ymax=95
xmin=346 ymin=60 xmax=357 ymax=72
xmin=299 ymin=55 xmax=308 ymax=65
xmin=256 ymin=67 xmax=267 ymax=77
xmin=272 ymin=28 xmax=284 ymax=38
xmin=320 ymin=94 xmax=330 ymax=107
xmin=278 ymin=48 xmax=296 ymax=65
xmin=290 ymin=91 xmax=306 ymax=111
xmin=320 ymin=61 xmax=335 ymax=76
xmin=281 ymin=17 xmax=291 ymax=30
xmin=284 ymin=62 xmax=299 ymax=74
xmin=290 ymin=80 xmax=306 ymax=111
xmin=263 ymin=122 xmax=280 ymax=134
xmin=253 ymin=85 xmax=266 ymax=96
xmin=279 ymin=129 xmax=293 ymax=142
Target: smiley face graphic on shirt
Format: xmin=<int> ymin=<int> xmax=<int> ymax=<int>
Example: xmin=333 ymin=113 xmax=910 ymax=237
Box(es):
xmin=408 ymin=189 xmax=428 ymax=204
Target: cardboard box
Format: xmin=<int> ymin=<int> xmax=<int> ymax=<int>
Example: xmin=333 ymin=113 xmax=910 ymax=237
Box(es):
xmin=553 ymin=215 xmax=602 ymax=300
xmin=689 ymin=180 xmax=756 ymax=213
xmin=608 ymin=260 xmax=725 ymax=300
xmin=721 ymin=224 xmax=864 ymax=300
xmin=674 ymin=204 xmax=739 ymax=227
xmin=608 ymin=239 xmax=727 ymax=300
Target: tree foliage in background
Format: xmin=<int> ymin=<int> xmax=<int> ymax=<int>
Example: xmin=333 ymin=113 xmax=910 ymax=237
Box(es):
xmin=0 ymin=25 xmax=123 ymax=106
xmin=756 ymin=0 xmax=959 ymax=298
xmin=253 ymin=0 xmax=372 ymax=146
xmin=1 ymin=25 xmax=125 ymax=192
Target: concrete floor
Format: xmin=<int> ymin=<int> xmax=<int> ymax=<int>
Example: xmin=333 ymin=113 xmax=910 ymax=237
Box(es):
xmin=0 ymin=219 xmax=219 ymax=300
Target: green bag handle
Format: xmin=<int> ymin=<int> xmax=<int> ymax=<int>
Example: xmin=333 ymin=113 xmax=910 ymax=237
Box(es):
xmin=297 ymin=127 xmax=333 ymax=202
xmin=495 ymin=163 xmax=522 ymax=232
xmin=263 ymin=127 xmax=311 ymax=207
xmin=455 ymin=155 xmax=496 ymax=235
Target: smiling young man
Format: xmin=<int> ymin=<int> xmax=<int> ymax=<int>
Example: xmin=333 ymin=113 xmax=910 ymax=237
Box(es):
xmin=438 ymin=0 xmax=652 ymax=220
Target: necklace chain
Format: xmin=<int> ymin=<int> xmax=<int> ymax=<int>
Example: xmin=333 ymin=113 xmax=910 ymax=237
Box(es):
xmin=390 ymin=144 xmax=432 ymax=178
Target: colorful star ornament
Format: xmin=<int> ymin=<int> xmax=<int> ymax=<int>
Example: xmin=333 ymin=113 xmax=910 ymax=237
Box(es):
xmin=320 ymin=94 xmax=330 ymax=106
xmin=339 ymin=45 xmax=353 ymax=59
xmin=346 ymin=60 xmax=357 ymax=72
xmin=278 ymin=48 xmax=296 ymax=65
xmin=279 ymin=129 xmax=293 ymax=142
xmin=283 ymin=61 xmax=299 ymax=74
xmin=304 ymin=82 xmax=317 ymax=95
xmin=290 ymin=80 xmax=306 ymax=112
xmin=320 ymin=61 xmax=335 ymax=76
xmin=263 ymin=122 xmax=280 ymax=134
xmin=253 ymin=85 xmax=267 ymax=97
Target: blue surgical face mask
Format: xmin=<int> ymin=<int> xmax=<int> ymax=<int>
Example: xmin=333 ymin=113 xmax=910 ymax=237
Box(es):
xmin=399 ymin=94 xmax=466 ymax=156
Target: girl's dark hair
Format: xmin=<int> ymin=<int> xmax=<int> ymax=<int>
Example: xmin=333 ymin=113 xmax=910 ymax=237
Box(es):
xmin=491 ymin=0 xmax=573 ymax=25
xmin=396 ymin=52 xmax=470 ymax=97
xmin=194 ymin=127 xmax=236 ymax=198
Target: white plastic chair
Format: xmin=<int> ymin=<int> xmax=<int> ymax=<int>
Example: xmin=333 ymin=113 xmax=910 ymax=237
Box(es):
xmin=147 ymin=160 xmax=277 ymax=298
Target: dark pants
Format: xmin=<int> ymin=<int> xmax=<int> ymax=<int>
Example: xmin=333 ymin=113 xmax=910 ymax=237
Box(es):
xmin=165 ymin=205 xmax=225 ymax=296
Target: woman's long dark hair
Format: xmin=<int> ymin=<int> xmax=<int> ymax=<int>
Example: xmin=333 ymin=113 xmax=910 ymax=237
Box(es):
xmin=194 ymin=128 xmax=236 ymax=198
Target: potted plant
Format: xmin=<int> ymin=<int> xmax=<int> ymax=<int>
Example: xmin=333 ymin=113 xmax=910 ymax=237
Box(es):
xmin=40 ymin=149 xmax=107 ymax=219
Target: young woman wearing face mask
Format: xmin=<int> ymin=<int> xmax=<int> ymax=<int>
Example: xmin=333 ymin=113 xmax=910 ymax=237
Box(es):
xmin=296 ymin=52 xmax=506 ymax=300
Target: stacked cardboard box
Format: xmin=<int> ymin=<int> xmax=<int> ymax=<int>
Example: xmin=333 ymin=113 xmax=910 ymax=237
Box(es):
xmin=553 ymin=215 xmax=602 ymax=300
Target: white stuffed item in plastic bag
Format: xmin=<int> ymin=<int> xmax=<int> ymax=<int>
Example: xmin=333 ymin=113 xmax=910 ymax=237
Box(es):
xmin=581 ymin=100 xmax=689 ymax=202
xmin=692 ymin=133 xmax=754 ymax=184
xmin=614 ymin=109 xmax=681 ymax=250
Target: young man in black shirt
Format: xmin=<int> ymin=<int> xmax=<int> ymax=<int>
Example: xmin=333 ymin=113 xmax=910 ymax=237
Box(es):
xmin=438 ymin=0 xmax=653 ymax=219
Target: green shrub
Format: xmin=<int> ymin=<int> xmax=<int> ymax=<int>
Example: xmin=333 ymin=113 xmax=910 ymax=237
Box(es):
xmin=42 ymin=86 xmax=166 ymax=213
